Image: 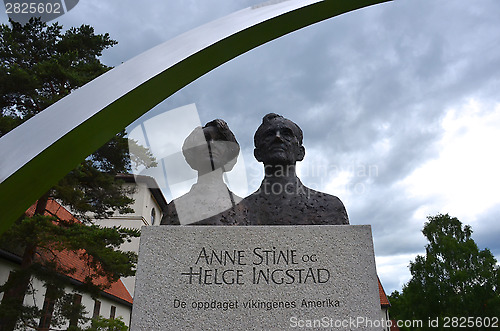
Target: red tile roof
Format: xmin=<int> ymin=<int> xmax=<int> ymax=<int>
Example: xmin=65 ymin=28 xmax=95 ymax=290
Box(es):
xmin=378 ymin=276 xmax=390 ymax=307
xmin=26 ymin=199 xmax=133 ymax=304
xmin=53 ymin=249 xmax=133 ymax=304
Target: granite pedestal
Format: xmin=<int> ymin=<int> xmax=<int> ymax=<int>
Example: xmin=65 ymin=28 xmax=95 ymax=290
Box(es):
xmin=131 ymin=225 xmax=382 ymax=330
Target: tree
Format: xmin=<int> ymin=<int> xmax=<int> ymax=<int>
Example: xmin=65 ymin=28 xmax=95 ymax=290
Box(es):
xmin=0 ymin=18 xmax=153 ymax=330
xmin=0 ymin=18 xmax=116 ymax=130
xmin=0 ymin=18 xmax=152 ymax=218
xmin=0 ymin=214 xmax=139 ymax=330
xmin=389 ymin=214 xmax=500 ymax=330
xmin=85 ymin=316 xmax=129 ymax=331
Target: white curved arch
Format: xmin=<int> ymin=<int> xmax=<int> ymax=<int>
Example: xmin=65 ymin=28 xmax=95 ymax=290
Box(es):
xmin=0 ymin=0 xmax=390 ymax=232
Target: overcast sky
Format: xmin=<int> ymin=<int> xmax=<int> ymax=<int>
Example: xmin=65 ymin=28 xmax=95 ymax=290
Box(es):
xmin=3 ymin=0 xmax=500 ymax=294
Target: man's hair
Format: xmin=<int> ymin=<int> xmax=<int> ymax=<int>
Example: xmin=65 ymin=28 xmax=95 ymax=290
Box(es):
xmin=182 ymin=119 xmax=240 ymax=171
xmin=254 ymin=113 xmax=303 ymax=147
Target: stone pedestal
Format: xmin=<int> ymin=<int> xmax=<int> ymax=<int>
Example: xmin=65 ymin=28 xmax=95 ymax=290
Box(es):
xmin=131 ymin=225 xmax=383 ymax=330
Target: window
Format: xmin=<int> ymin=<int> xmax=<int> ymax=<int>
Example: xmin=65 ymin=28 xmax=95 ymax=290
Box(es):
xmin=68 ymin=294 xmax=82 ymax=328
xmin=151 ymin=208 xmax=156 ymax=225
xmin=92 ymin=300 xmax=101 ymax=319
xmin=110 ymin=305 xmax=116 ymax=319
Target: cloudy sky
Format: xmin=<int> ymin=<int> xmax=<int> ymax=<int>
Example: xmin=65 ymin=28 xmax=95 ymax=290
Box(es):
xmin=3 ymin=0 xmax=500 ymax=294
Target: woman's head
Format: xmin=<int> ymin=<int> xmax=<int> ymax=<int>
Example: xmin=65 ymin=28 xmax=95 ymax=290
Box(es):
xmin=182 ymin=119 xmax=240 ymax=173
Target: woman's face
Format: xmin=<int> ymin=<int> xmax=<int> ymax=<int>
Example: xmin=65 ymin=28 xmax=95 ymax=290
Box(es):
xmin=187 ymin=126 xmax=237 ymax=173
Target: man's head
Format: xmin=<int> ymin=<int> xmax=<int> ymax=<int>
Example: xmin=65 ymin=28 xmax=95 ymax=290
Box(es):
xmin=254 ymin=113 xmax=305 ymax=166
xmin=183 ymin=119 xmax=240 ymax=173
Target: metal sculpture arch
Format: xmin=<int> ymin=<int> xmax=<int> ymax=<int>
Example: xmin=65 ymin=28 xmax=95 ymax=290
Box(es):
xmin=0 ymin=0 xmax=389 ymax=232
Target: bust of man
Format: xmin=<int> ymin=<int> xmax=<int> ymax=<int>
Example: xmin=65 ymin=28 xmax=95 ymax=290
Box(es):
xmin=242 ymin=113 xmax=349 ymax=225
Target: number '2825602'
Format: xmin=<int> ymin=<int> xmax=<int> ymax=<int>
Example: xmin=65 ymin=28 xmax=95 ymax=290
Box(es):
xmin=3 ymin=0 xmax=79 ymax=25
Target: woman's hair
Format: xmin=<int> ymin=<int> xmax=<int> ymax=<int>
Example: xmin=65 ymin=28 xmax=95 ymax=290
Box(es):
xmin=182 ymin=119 xmax=240 ymax=172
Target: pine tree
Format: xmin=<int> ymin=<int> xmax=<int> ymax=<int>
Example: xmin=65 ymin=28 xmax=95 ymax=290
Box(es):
xmin=0 ymin=214 xmax=139 ymax=330
xmin=0 ymin=18 xmax=154 ymax=330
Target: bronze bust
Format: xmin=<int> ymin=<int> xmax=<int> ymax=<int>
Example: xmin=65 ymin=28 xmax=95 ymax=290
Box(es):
xmin=191 ymin=113 xmax=348 ymax=226
xmin=241 ymin=113 xmax=349 ymax=225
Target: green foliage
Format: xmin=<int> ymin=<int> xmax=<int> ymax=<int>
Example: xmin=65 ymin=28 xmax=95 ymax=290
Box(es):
xmin=51 ymin=292 xmax=89 ymax=330
xmin=0 ymin=215 xmax=137 ymax=329
xmin=86 ymin=316 xmax=128 ymax=331
xmin=1 ymin=215 xmax=140 ymax=288
xmin=0 ymin=18 xmax=116 ymax=123
xmin=0 ymin=215 xmax=139 ymax=329
xmin=52 ymin=160 xmax=136 ymax=220
xmin=389 ymin=213 xmax=500 ymax=330
xmin=387 ymin=290 xmax=412 ymax=331
xmin=0 ymin=296 xmax=40 ymax=331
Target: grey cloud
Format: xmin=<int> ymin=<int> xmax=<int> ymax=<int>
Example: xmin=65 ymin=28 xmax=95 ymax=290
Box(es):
xmin=473 ymin=205 xmax=500 ymax=258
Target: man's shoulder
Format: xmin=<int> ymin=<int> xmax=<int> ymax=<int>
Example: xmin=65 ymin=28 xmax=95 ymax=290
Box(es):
xmin=303 ymin=186 xmax=349 ymax=225
xmin=305 ymin=187 xmax=344 ymax=204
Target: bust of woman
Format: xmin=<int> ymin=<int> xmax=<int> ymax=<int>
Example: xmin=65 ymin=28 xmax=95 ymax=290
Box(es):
xmin=160 ymin=119 xmax=241 ymax=225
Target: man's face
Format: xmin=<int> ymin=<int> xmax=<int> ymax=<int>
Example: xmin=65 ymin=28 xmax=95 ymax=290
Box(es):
xmin=254 ymin=118 xmax=305 ymax=166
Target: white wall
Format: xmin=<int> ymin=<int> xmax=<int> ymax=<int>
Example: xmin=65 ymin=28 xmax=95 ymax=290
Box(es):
xmin=80 ymin=293 xmax=132 ymax=329
xmin=0 ymin=259 xmax=15 ymax=302
xmin=104 ymin=181 xmax=164 ymax=226
xmin=93 ymin=180 xmax=165 ymax=297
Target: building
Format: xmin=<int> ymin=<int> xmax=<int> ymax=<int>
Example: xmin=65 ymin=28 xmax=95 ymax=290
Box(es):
xmin=0 ymin=199 xmax=133 ymax=330
xmin=378 ymin=276 xmax=392 ymax=331
xmin=0 ymin=174 xmax=167 ymax=330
